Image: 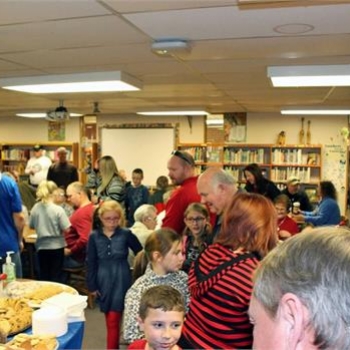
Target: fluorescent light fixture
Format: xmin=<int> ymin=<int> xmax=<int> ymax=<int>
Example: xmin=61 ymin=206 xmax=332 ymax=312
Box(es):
xmin=281 ymin=108 xmax=350 ymax=115
xmin=16 ymin=112 xmax=82 ymax=118
xmin=206 ymin=119 xmax=224 ymax=125
xmin=268 ymin=64 xmax=350 ymax=87
xmin=137 ymin=110 xmax=208 ymax=116
xmin=0 ymin=71 xmax=142 ymax=93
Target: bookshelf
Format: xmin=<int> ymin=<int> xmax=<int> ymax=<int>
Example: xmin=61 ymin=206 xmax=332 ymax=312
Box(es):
xmin=0 ymin=142 xmax=79 ymax=175
xmin=177 ymin=143 xmax=322 ymax=187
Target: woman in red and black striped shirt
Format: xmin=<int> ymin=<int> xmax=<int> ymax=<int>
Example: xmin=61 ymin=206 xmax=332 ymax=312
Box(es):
xmin=178 ymin=192 xmax=278 ymax=349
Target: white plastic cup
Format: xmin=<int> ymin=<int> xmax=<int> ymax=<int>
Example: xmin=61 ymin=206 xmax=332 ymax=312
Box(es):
xmin=292 ymin=202 xmax=301 ymax=214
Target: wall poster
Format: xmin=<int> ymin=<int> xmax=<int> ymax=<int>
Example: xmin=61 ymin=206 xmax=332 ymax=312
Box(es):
xmin=48 ymin=121 xmax=66 ymax=141
xmin=224 ymin=113 xmax=247 ymax=143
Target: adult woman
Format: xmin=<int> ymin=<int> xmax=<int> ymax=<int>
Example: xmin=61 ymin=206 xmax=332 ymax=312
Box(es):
xmin=86 ymin=200 xmax=142 ymax=349
xmin=293 ymin=180 xmax=341 ymax=227
xmin=178 ymin=192 xmax=278 ymax=349
xmin=86 ymin=155 xmax=126 ymax=205
xmin=182 ymin=202 xmax=211 ymax=273
xmin=128 ymin=204 xmax=157 ymax=267
xmin=274 ymin=194 xmax=299 ymax=240
xmin=243 ymin=163 xmax=280 ymax=201
xmin=123 ymin=228 xmax=189 ymax=344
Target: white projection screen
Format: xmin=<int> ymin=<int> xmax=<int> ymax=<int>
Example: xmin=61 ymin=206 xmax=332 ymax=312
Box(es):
xmin=100 ymin=126 xmax=176 ymax=187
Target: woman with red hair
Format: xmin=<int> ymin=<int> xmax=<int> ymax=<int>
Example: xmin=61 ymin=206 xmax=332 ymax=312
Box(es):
xmin=178 ymin=192 xmax=278 ymax=349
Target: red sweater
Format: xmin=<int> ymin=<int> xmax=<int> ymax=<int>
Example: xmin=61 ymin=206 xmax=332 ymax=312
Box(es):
xmin=162 ymin=176 xmax=200 ymax=235
xmin=65 ymin=203 xmax=94 ymax=262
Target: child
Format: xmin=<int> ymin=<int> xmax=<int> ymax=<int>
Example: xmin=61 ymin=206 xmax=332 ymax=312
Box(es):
xmin=53 ymin=187 xmax=74 ymax=217
xmin=123 ymin=228 xmax=189 ymax=344
xmin=128 ymin=285 xmax=185 ymax=350
xmin=125 ymin=168 xmax=149 ymax=226
xmin=29 ymin=180 xmax=71 ymax=282
xmin=182 ymin=203 xmax=212 ymax=273
xmin=86 ymin=200 xmax=143 ymax=350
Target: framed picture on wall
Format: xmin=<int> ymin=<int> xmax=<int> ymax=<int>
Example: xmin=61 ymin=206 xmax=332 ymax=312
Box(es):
xmin=48 ymin=121 xmax=66 ymax=141
xmin=224 ymin=112 xmax=247 ymax=143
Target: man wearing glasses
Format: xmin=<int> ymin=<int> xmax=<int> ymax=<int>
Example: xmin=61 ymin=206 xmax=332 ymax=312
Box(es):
xmin=162 ymin=151 xmax=201 ymax=235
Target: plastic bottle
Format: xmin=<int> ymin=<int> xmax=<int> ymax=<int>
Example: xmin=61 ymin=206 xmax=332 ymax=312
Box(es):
xmin=3 ymin=251 xmax=16 ymax=283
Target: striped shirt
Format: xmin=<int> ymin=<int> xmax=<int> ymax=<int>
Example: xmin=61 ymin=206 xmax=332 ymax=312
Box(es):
xmin=179 ymin=243 xmax=260 ymax=349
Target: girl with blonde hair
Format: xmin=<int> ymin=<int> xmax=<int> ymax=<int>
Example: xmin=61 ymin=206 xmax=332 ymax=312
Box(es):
xmin=86 ymin=200 xmax=142 ymax=350
xmin=86 ymin=155 xmax=126 ymax=205
xmin=29 ymin=180 xmax=71 ymax=282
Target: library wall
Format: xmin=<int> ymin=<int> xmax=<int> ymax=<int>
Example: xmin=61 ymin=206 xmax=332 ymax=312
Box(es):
xmin=95 ymin=114 xmax=205 ymax=143
xmin=0 ymin=116 xmax=80 ymax=143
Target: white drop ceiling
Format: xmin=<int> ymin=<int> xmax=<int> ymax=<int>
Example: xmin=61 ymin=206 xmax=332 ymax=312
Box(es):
xmin=0 ymin=0 xmax=350 ymax=117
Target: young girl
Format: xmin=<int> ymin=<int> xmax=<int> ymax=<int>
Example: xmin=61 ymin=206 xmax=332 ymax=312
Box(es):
xmin=123 ymin=228 xmax=189 ymax=344
xmin=29 ymin=180 xmax=71 ymax=282
xmin=182 ymin=203 xmax=211 ymax=273
xmin=86 ymin=200 xmax=142 ymax=350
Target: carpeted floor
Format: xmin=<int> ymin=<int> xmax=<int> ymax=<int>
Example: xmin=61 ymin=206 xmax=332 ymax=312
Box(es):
xmin=83 ymin=306 xmax=127 ymax=349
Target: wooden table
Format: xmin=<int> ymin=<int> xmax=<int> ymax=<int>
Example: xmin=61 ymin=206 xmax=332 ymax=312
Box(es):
xmin=22 ymin=227 xmax=37 ymax=279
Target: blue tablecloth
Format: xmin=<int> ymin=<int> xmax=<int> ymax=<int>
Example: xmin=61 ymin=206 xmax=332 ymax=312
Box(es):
xmin=9 ymin=322 xmax=85 ymax=350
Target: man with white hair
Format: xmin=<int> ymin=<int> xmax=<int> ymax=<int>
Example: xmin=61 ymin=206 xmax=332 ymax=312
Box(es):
xmin=250 ymin=226 xmax=350 ymax=350
xmin=197 ymin=167 xmax=238 ymax=242
xmin=47 ymin=146 xmax=78 ymax=189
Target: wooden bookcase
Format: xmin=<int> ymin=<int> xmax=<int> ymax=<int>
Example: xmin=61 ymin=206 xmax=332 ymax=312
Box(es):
xmin=0 ymin=142 xmax=79 ymax=175
xmin=177 ymin=142 xmax=322 ymax=188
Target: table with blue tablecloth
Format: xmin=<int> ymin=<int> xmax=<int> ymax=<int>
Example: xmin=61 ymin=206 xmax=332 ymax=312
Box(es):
xmin=9 ymin=321 xmax=85 ymax=350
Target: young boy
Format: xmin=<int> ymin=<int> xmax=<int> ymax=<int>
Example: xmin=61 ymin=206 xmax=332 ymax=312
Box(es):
xmin=125 ymin=168 xmax=149 ymax=226
xmin=128 ymin=285 xmax=185 ymax=350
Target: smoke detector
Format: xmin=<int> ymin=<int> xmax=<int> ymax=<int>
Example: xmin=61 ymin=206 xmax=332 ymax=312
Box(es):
xmin=151 ymin=40 xmax=192 ymax=56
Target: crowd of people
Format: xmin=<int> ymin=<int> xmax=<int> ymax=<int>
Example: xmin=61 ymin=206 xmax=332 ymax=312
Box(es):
xmin=0 ymin=146 xmax=348 ymax=350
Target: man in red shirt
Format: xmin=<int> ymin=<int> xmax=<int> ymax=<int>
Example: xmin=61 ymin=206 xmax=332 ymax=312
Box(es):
xmin=162 ymin=151 xmax=200 ymax=235
xmin=64 ymin=181 xmax=95 ymax=268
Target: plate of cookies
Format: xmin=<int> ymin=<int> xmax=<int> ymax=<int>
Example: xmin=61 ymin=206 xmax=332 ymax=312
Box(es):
xmin=1 ymin=333 xmax=58 ymax=350
xmin=5 ymin=281 xmax=78 ymax=308
xmin=0 ymin=298 xmax=33 ymax=341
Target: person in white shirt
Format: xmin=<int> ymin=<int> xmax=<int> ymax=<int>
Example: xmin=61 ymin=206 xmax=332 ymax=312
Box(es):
xmin=24 ymin=144 xmax=52 ymax=187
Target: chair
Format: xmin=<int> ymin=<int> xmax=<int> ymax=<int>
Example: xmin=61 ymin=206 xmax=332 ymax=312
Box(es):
xmin=63 ymin=266 xmax=95 ymax=309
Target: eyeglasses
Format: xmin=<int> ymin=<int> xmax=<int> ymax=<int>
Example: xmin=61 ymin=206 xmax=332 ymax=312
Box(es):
xmin=171 ymin=150 xmax=194 ymax=166
xmin=146 ymin=216 xmax=157 ymax=222
xmin=101 ymin=216 xmax=120 ymax=222
xmin=185 ymin=217 xmax=206 ymax=223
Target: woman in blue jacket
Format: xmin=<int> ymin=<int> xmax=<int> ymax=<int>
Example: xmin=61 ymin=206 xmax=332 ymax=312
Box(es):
xmin=295 ymin=181 xmax=341 ymax=227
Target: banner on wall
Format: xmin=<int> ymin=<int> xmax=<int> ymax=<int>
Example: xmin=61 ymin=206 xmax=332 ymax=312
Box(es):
xmin=224 ymin=113 xmax=247 ymax=142
xmin=322 ymin=144 xmax=348 ymax=214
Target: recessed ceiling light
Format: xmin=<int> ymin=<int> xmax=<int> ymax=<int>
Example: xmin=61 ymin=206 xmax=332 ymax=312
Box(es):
xmin=268 ymin=64 xmax=350 ymax=87
xmin=0 ymin=71 xmax=142 ymax=93
xmin=137 ymin=111 xmax=208 ymax=116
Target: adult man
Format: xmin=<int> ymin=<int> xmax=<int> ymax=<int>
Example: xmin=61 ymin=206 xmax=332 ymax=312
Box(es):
xmin=281 ymin=176 xmax=313 ymax=211
xmin=250 ymin=226 xmax=350 ymax=350
xmin=162 ymin=151 xmax=200 ymax=234
xmin=0 ymin=172 xmax=25 ymax=277
xmin=24 ymin=144 xmax=52 ymax=187
xmin=64 ymin=181 xmax=94 ymax=269
xmin=47 ymin=147 xmax=79 ymax=189
xmin=197 ymin=167 xmax=238 ymax=241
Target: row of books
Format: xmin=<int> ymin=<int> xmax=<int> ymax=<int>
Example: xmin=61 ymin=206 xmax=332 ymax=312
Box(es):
xmin=272 ymin=149 xmax=320 ymax=165
xmin=223 ymin=148 xmax=267 ymax=164
xmin=270 ymin=167 xmax=313 ymax=183
xmin=1 ymin=149 xmax=72 ymax=161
